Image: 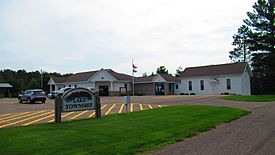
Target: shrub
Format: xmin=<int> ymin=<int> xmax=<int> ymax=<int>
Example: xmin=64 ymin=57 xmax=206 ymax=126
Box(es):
xmin=190 ymin=93 xmax=196 ymax=95
xmin=224 ymin=92 xmax=230 ymax=95
xmin=184 ymin=93 xmax=189 ymax=95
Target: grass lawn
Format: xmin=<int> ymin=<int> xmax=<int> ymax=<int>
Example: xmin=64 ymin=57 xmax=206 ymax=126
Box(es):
xmin=222 ymin=95 xmax=275 ymax=102
xmin=0 ymin=105 xmax=249 ymax=155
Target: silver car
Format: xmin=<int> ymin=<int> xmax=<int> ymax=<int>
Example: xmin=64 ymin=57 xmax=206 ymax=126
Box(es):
xmin=18 ymin=89 xmax=47 ymax=103
xmin=47 ymin=91 xmax=58 ymax=99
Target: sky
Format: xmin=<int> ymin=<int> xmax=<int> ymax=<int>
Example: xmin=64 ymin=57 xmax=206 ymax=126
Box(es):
xmin=0 ymin=0 xmax=256 ymax=76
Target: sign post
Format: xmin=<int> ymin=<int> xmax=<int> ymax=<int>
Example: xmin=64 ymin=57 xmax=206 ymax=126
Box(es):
xmin=55 ymin=97 xmax=62 ymax=123
xmin=95 ymin=95 xmax=101 ymax=118
xmin=123 ymin=96 xmax=130 ymax=113
xmin=55 ymin=88 xmax=100 ymax=123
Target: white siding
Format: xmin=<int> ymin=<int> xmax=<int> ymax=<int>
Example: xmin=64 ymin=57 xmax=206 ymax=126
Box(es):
xmin=114 ymin=82 xmax=126 ymax=91
xmin=153 ymin=75 xmax=166 ymax=83
xmin=90 ymin=70 xmax=115 ymax=82
xmin=241 ymin=69 xmax=251 ymax=95
xmin=174 ymin=83 xmax=181 ymax=94
xmin=177 ymin=74 xmax=248 ymax=95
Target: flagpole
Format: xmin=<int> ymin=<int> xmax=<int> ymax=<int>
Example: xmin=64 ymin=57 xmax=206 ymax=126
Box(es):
xmin=132 ymin=59 xmax=135 ymax=96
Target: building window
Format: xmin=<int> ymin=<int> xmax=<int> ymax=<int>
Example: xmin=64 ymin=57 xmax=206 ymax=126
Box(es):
xmin=200 ymin=80 xmax=204 ymax=90
xmin=188 ymin=81 xmax=192 ymax=91
xmin=169 ymin=83 xmax=174 ymax=92
xmin=226 ymin=79 xmax=231 ymax=90
xmin=124 ymin=83 xmax=127 ymax=91
xmin=74 ymin=85 xmax=77 ymax=88
xmin=176 ymin=85 xmax=178 ymax=89
xmin=69 ymin=85 xmax=71 ymax=87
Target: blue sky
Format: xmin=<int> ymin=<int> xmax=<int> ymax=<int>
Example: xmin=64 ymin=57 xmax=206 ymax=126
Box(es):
xmin=0 ymin=0 xmax=255 ymax=76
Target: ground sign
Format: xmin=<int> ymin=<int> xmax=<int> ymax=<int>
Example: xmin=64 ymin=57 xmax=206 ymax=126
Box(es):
xmin=55 ymin=88 xmax=101 ymax=123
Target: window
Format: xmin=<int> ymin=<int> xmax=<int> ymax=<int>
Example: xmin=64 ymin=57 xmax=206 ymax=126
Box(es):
xmin=226 ymin=79 xmax=231 ymax=90
xmin=176 ymin=85 xmax=179 ymax=89
xmin=74 ymin=85 xmax=77 ymax=88
xmin=188 ymin=81 xmax=192 ymax=91
xmin=69 ymin=85 xmax=71 ymax=87
xmin=200 ymin=80 xmax=204 ymax=90
xmin=169 ymin=83 xmax=174 ymax=92
xmin=120 ymin=87 xmax=126 ymax=93
xmin=124 ymin=83 xmax=127 ymax=91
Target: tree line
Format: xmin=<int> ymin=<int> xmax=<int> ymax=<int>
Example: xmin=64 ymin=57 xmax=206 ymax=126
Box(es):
xmin=229 ymin=0 xmax=274 ymax=94
xmin=0 ymin=69 xmax=72 ymax=97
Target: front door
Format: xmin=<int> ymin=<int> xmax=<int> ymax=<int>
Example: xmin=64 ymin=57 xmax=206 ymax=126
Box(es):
xmin=155 ymin=83 xmax=165 ymax=95
xmin=99 ymin=85 xmax=109 ymax=96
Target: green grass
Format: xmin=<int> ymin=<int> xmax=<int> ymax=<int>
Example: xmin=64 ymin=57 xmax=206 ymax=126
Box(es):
xmin=0 ymin=105 xmax=249 ymax=155
xmin=222 ymin=95 xmax=275 ymax=102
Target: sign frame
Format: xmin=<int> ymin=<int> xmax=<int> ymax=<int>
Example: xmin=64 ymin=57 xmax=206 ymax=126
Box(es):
xmin=55 ymin=87 xmax=101 ymax=123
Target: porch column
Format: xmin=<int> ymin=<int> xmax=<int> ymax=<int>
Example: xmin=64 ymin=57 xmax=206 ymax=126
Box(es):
xmin=50 ymin=85 xmax=53 ymax=92
xmin=110 ymin=82 xmax=114 ymax=91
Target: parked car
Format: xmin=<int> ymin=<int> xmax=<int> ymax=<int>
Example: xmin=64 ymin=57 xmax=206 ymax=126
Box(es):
xmin=18 ymin=89 xmax=46 ymax=103
xmin=56 ymin=87 xmax=72 ymax=97
xmin=47 ymin=91 xmax=58 ymax=99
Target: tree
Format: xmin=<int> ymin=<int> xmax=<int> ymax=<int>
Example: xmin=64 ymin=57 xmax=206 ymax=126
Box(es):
xmin=150 ymin=72 xmax=155 ymax=76
xmin=229 ymin=25 xmax=253 ymax=63
xmin=229 ymin=0 xmax=275 ymax=94
xmin=175 ymin=66 xmax=183 ymax=77
xmin=142 ymin=72 xmax=147 ymax=77
xmin=28 ymin=78 xmax=40 ymax=89
xmin=243 ymin=0 xmax=275 ymax=53
xmin=156 ymin=66 xmax=168 ymax=74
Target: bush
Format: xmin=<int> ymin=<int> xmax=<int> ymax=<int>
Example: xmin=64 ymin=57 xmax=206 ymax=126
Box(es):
xmin=224 ymin=92 xmax=230 ymax=95
xmin=180 ymin=93 xmax=185 ymax=95
xmin=184 ymin=93 xmax=189 ymax=95
xmin=190 ymin=93 xmax=196 ymax=95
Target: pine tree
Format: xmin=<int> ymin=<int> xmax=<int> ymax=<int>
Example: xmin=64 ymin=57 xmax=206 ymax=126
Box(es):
xmin=229 ymin=25 xmax=253 ymax=63
xmin=175 ymin=66 xmax=183 ymax=77
xmin=230 ymin=0 xmax=275 ymax=94
xmin=156 ymin=66 xmax=168 ymax=74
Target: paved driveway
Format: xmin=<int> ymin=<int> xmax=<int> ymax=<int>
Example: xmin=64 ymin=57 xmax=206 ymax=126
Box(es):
xmin=146 ymin=97 xmax=275 ymax=155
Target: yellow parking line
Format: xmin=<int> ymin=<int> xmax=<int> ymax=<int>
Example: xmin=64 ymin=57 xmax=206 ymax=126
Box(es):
xmin=148 ymin=104 xmax=153 ymax=109
xmin=23 ymin=113 xmax=55 ymax=126
xmin=0 ymin=111 xmax=46 ymax=123
xmin=0 ymin=111 xmax=31 ymax=121
xmin=70 ymin=110 xmax=88 ymax=120
xmin=48 ymin=112 xmax=75 ymax=123
xmin=131 ymin=103 xmax=134 ymax=112
xmin=118 ymin=104 xmax=124 ymax=114
xmin=105 ymin=104 xmax=116 ymax=115
xmin=158 ymin=105 xmax=162 ymax=108
xmin=139 ymin=104 xmax=143 ymax=111
xmin=0 ymin=113 xmax=14 ymax=118
xmin=0 ymin=111 xmax=53 ymax=128
xmin=89 ymin=104 xmax=108 ymax=118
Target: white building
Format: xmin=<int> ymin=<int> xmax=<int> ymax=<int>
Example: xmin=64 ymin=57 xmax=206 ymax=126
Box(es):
xmin=176 ymin=62 xmax=252 ymax=95
xmin=48 ymin=69 xmax=132 ymax=96
xmin=48 ymin=62 xmax=252 ymax=96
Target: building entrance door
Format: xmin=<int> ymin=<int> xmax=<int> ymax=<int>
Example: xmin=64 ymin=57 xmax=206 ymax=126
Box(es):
xmin=99 ymin=85 xmax=109 ymax=96
xmin=155 ymin=83 xmax=165 ymax=95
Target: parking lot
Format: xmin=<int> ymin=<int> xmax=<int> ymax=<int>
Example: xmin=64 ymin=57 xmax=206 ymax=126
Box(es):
xmin=0 ymin=95 xmax=262 ymax=129
xmin=0 ymin=97 xmax=169 ymax=128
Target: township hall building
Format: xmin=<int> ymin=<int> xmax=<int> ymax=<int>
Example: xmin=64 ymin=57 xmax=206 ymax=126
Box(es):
xmin=48 ymin=62 xmax=252 ymax=96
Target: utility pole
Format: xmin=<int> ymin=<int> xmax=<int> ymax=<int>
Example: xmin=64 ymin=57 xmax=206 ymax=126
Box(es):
xmin=41 ymin=69 xmax=43 ymax=89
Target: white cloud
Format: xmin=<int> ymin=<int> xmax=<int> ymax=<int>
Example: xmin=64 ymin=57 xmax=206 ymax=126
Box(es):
xmin=0 ymin=0 xmax=256 ymax=75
